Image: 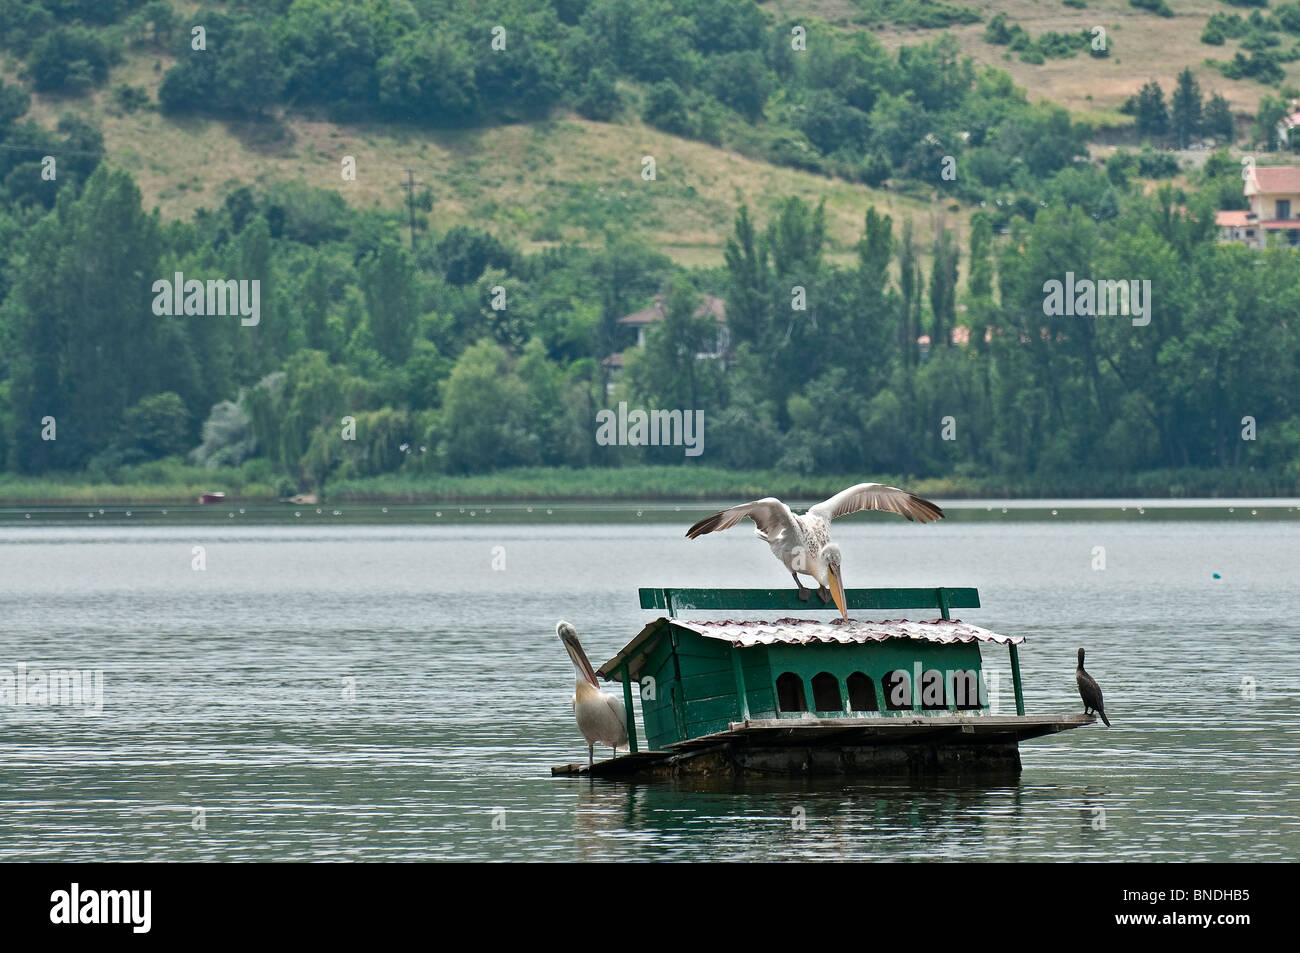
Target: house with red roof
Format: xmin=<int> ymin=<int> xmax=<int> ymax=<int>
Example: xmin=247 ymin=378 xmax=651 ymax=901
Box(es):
xmin=1215 ymin=164 xmax=1300 ymax=248
xmin=601 ymin=293 xmax=729 ymax=390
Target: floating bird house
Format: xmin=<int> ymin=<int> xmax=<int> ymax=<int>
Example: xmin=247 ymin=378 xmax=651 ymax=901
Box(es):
xmin=553 ymin=587 xmax=1093 ymax=778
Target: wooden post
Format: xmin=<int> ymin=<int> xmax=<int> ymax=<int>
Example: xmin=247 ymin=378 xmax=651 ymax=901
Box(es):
xmin=730 ymin=646 xmax=751 ymax=722
xmin=937 ymin=587 xmax=951 ymax=620
xmin=619 ymin=662 xmax=639 ymax=754
xmin=1008 ymin=643 xmax=1025 ymax=715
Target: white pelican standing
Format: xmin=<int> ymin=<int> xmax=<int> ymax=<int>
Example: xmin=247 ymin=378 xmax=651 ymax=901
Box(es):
xmin=557 ymin=621 xmax=628 ymax=767
xmin=685 ymin=483 xmax=945 ymax=619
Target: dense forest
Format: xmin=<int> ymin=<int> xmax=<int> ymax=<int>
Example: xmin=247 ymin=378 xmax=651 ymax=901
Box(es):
xmin=0 ymin=0 xmax=1297 ymax=498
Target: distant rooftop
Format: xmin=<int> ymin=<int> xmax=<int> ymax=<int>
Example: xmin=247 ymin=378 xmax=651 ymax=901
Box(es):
xmin=618 ymin=294 xmax=726 ymax=326
xmin=1249 ymin=166 xmax=1300 ymax=193
xmin=1215 ymin=210 xmax=1251 ymax=228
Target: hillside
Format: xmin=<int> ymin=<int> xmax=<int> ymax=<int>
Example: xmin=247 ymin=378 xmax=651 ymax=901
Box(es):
xmin=2 ymin=0 xmax=960 ymax=267
xmin=0 ymin=0 xmax=1297 ymax=501
xmin=778 ymin=0 xmax=1300 ymax=117
xmin=6 ymin=0 xmax=1286 ymax=266
xmin=9 ymin=57 xmax=948 ymax=268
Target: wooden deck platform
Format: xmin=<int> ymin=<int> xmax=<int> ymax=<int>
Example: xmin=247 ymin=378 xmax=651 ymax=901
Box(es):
xmin=552 ymin=713 xmax=1096 ymax=778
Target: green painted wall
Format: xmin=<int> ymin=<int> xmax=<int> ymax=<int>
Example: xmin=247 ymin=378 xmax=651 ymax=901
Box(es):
xmin=639 ymin=625 xmax=990 ymax=748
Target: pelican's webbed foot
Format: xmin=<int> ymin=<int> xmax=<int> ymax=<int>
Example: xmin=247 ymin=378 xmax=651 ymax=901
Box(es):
xmin=817 ymin=585 xmax=832 ymax=605
xmin=792 ymin=573 xmax=812 ymax=601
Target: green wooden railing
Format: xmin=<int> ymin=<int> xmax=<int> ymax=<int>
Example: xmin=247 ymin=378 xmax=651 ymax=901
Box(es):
xmin=639 ymin=586 xmax=980 ymax=620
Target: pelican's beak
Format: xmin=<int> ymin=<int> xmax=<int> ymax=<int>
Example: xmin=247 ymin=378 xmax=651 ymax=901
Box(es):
xmin=558 ymin=622 xmax=600 ymax=686
xmin=827 ymin=566 xmax=848 ymax=620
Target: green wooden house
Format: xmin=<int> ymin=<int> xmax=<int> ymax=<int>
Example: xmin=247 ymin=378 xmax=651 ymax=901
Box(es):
xmin=553 ymin=587 xmax=1093 ymax=778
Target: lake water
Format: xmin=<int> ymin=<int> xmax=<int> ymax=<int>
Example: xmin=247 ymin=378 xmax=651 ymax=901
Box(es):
xmin=0 ymin=502 xmax=1297 ymax=861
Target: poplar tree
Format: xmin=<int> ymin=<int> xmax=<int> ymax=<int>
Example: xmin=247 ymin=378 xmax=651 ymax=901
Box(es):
xmin=1171 ymin=68 xmax=1203 ymax=148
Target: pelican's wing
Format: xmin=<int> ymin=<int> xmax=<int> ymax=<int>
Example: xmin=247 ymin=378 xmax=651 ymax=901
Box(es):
xmin=808 ymin=483 xmax=945 ymax=524
xmin=606 ymin=692 xmax=628 ymax=731
xmin=601 ymin=691 xmax=629 ymax=747
xmin=685 ymin=497 xmax=800 ymax=541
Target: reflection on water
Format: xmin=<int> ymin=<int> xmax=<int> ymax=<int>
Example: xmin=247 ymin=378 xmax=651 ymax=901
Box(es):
xmin=0 ymin=510 xmax=1297 ymax=860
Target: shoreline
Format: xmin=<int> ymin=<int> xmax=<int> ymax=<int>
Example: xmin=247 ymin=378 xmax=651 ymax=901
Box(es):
xmin=1 ymin=464 xmax=1296 ymax=507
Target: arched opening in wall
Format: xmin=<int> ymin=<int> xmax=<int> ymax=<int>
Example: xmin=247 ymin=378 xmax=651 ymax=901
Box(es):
xmin=920 ymin=668 xmax=948 ymax=711
xmin=847 ymin=671 xmax=877 ymax=712
xmin=776 ymin=672 xmax=807 ymax=713
xmin=883 ymin=669 xmax=912 ymax=711
xmin=811 ymin=672 xmax=841 ymax=712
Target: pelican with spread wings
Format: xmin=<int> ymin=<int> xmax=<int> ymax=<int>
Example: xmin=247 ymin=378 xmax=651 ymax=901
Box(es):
xmin=685 ymin=484 xmax=945 ymax=619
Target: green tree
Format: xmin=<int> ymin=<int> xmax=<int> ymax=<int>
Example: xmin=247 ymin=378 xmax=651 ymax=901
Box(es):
xmin=28 ymin=27 xmax=117 ymax=93
xmin=1135 ymin=80 xmax=1169 ymax=138
xmin=0 ymin=80 xmax=30 ymax=131
xmin=1254 ymin=94 xmax=1289 ymax=150
xmin=4 ymin=167 xmax=162 ymax=472
xmin=121 ymin=392 xmax=191 ymax=459
xmin=1171 ymin=68 xmax=1203 ymax=148
xmin=642 ymin=80 xmax=692 ymax=135
xmin=929 ymin=226 xmax=959 ymax=348
xmin=1203 ymin=92 xmax=1235 ymax=143
xmin=359 ymin=240 xmax=417 ymax=365
xmin=439 ymin=340 xmax=535 ymax=473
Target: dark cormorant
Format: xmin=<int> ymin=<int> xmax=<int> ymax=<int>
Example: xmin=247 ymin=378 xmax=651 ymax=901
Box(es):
xmin=1076 ymin=648 xmax=1111 ymax=727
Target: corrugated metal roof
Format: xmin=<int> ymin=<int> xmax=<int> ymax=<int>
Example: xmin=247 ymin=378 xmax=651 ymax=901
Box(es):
xmin=599 ymin=616 xmax=1020 ymax=681
xmin=673 ymin=617 xmax=1022 ymax=647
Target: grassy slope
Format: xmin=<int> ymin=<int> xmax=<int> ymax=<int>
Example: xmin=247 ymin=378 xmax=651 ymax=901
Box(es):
xmin=3 ymin=34 xmax=949 ymax=268
xmin=5 ymin=2 xmax=1270 ymax=271
xmin=768 ymin=0 xmax=1290 ymax=119
xmin=2 ymin=2 xmax=1283 ymax=267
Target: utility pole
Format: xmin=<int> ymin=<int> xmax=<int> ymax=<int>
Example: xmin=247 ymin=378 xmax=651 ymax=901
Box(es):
xmin=398 ymin=168 xmax=424 ymax=248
